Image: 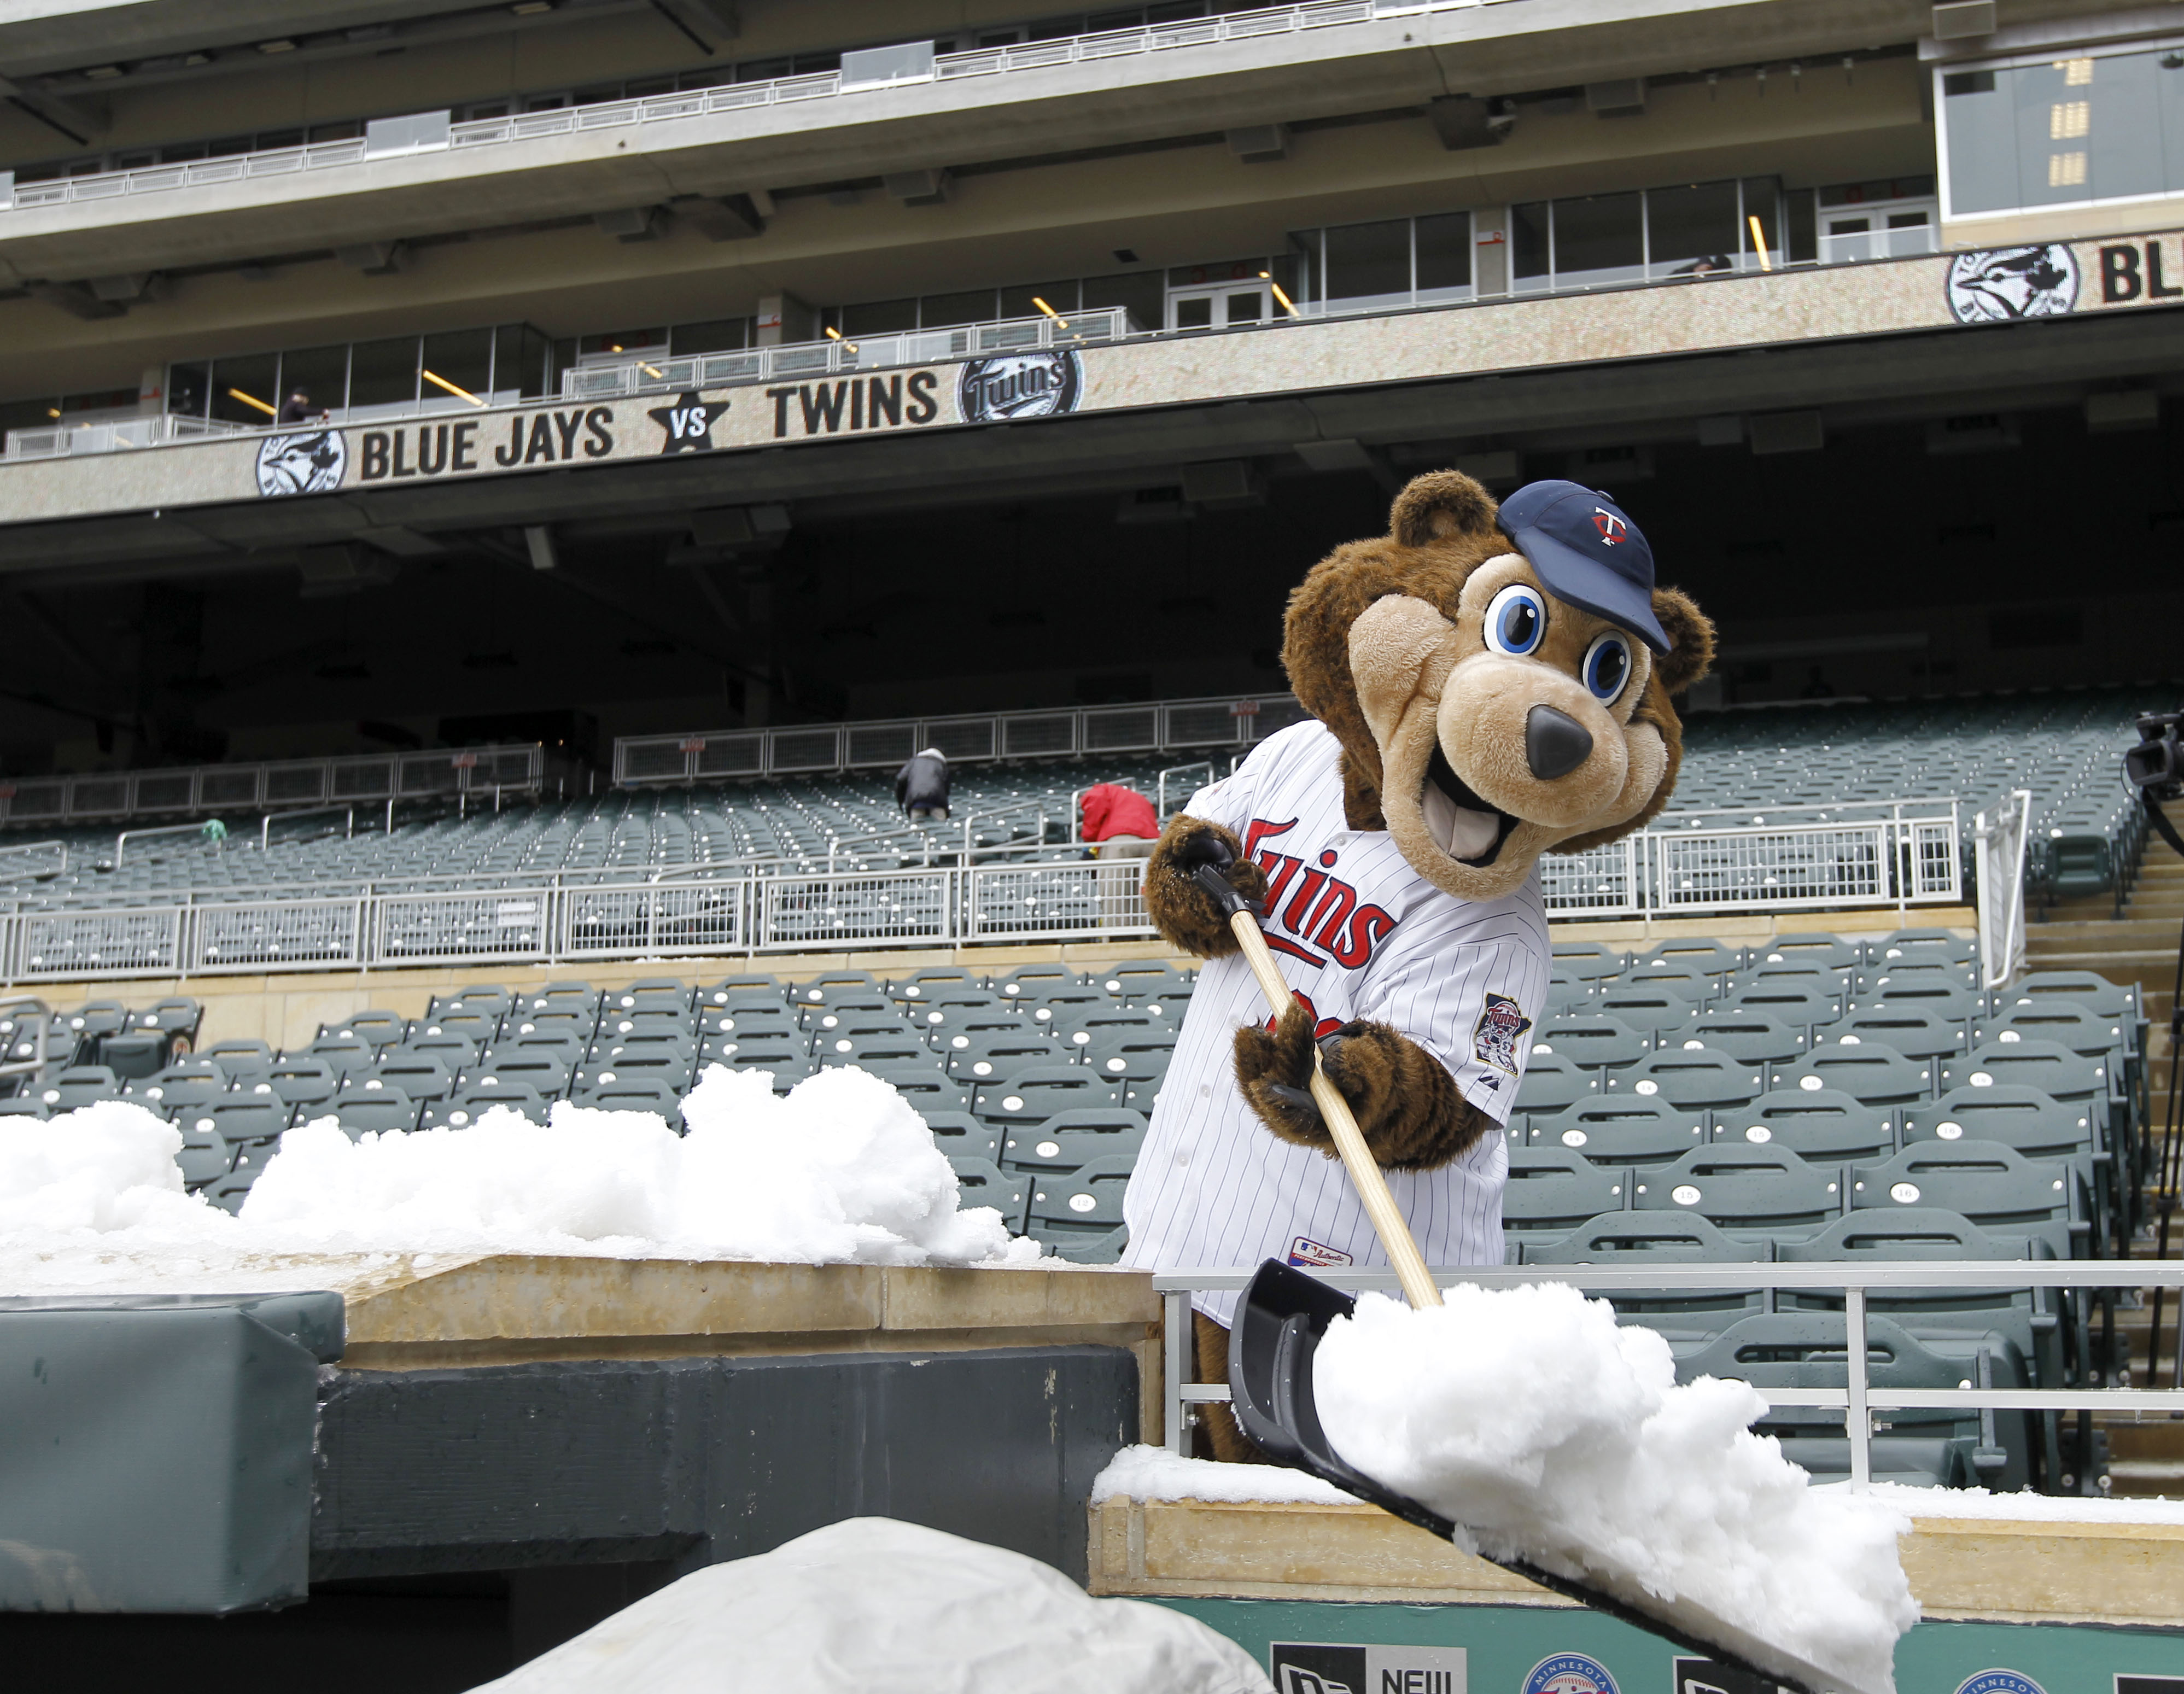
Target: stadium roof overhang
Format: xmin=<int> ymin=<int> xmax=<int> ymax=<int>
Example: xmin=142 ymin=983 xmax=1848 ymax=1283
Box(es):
xmin=3 ymin=232 xmax=2182 ymax=586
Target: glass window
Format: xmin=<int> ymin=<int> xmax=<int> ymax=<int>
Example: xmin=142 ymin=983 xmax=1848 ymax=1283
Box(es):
xmin=1645 ymin=181 xmax=1739 ymax=277
xmin=1783 ymin=187 xmax=1818 ymax=264
xmin=209 ymin=353 xmax=280 ymax=424
xmin=919 ymin=289 xmax=997 ymax=328
xmin=1414 ymin=212 xmax=1472 ymax=299
xmin=1081 ymin=270 xmax=1163 ymax=331
xmin=669 ymin=318 xmax=749 ymax=355
xmin=840 ymin=297 xmax=917 ymax=335
xmin=1286 ymin=228 xmax=1323 ymax=309
xmin=276 ymin=346 xmax=348 ymax=416
xmin=1510 ymin=202 xmax=1551 ymax=292
xmin=1946 ymin=45 xmax=2181 ymax=216
xmin=1552 ymin=191 xmax=1643 ymax=288
xmin=1174 ymin=296 xmax=1213 ymax=330
xmin=0 ymin=397 xmax=57 ymax=444
xmin=166 ymin=361 xmax=209 ymax=418
xmin=1942 ymin=68 xmax=2019 ymax=215
xmin=348 ymin=337 xmax=419 ymax=412
xmin=494 ymin=323 xmax=553 ymax=398
xmin=1324 ymin=218 xmax=1411 ymax=308
xmin=999 ymin=280 xmax=1078 ymax=319
xmin=579 ymin=328 xmax=664 ymax=356
xmin=420 ymin=328 xmax=493 ymax=410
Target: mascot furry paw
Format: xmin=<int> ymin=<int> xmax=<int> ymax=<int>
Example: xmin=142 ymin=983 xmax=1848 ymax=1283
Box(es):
xmin=1124 ymin=472 xmax=1713 ymax=1462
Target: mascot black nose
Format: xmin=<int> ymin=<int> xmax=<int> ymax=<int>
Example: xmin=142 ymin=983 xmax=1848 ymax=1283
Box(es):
xmin=1526 ymin=705 xmax=1593 ymax=780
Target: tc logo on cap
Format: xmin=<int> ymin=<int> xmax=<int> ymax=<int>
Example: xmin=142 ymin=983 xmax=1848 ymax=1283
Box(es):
xmin=1593 ymin=508 xmax=1628 ymax=545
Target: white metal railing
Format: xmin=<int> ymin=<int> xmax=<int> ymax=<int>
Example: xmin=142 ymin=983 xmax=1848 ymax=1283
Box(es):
xmin=0 ymin=858 xmax=1155 ymax=982
xmin=0 ymin=744 xmax=548 ymax=827
xmin=1974 ymin=789 xmax=2033 ymax=992
xmin=616 ymin=696 xmax=1312 ymax=784
xmin=1155 ymin=1263 xmax=2184 ymax=1482
xmin=1816 ymin=223 xmax=1940 ymax=267
xmin=0 ymin=839 xmax=66 ymax=876
xmin=1 ymin=2 xmax=1469 ymax=218
xmin=1539 ymin=801 xmax=1965 ymax=921
xmin=2 ymin=412 xmax=247 ymax=462
xmin=561 ymin=309 xmax=1135 ymax=400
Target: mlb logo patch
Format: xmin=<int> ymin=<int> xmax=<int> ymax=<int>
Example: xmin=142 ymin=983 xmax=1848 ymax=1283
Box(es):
xmin=1288 ymin=1236 xmax=1354 ymax=1270
xmin=1471 ymin=992 xmax=1532 ymax=1076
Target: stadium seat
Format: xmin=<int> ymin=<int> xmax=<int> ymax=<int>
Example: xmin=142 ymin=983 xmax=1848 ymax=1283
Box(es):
xmin=396 ymin=1031 xmax=481 ymax=1069
xmin=991 ymin=963 xmax=1082 ymax=1002
xmin=816 ymin=1034 xmax=931 ymax=1070
xmin=1533 ymin=1013 xmax=1648 ymax=1072
xmin=1973 ymin=1001 xmax=2128 ymax=1066
xmin=922 ymin=1109 xmax=1003 ymax=1164
xmin=1833 ymin=1007 xmax=1969 ymax=1062
xmin=698 ymin=973 xmax=783 ymax=1007
xmin=1757 ymin=932 xmax=1860 ymax=972
xmin=1849 ymin=1141 xmax=2084 ymax=1255
xmin=176 ymin=1123 xmax=234 ymax=1188
xmin=413 ymin=1010 xmax=499 ymax=1046
xmin=787 ymin=971 xmax=883 ymax=1006
xmin=430 ymin=1083 xmax=548 ymax=1128
xmin=1936 ymin=1039 xmax=2111 ymax=1108
xmin=1520 ymin=1211 xmax=1766 ymax=1325
xmin=1771 ymin=1045 xmax=1934 ymax=1107
xmin=1512 ymin=1053 xmax=1593 ymax=1119
xmin=363 ymin=1055 xmax=457 ymax=1102
xmin=1605 ymin=1047 xmax=1763 ymax=1111
xmin=574 ymin=1077 xmax=685 ymax=1127
xmin=472 ymin=1053 xmax=573 ymax=1097
xmin=1675 ymin=1009 xmax=1808 ymax=1068
xmin=1713 ymin=1088 xmax=1897 ymax=1161
xmin=948 ymin=1156 xmax=1029 ymax=1231
xmin=1631 ymin=1144 xmax=1843 ymax=1234
xmin=125 ymin=1060 xmax=225 ymax=1116
xmin=1905 ymin=1085 xmax=2096 ymax=1158
xmin=1501 ymin=1147 xmax=1629 ymax=1233
xmin=202 ymin=1038 xmax=274 ymax=1078
xmin=1592 ymin=982 xmax=1704 ymax=1036
xmin=860 ymin=1064 xmax=972 ymax=1113
xmin=1091 ymin=961 xmax=1194 ymax=1008
xmin=0 ymin=1097 xmax=46 ymax=1119
xmin=1529 ymin=1097 xmax=1709 ymax=1166
xmin=798 ymin=995 xmax=898 ymax=1032
xmin=1056 ymin=1006 xmax=1165 ymax=1052
xmin=1024 ymin=1154 xmax=1133 ymax=1255
xmin=972 ymin=1065 xmax=1122 ymax=1124
xmin=944 ymin=1032 xmax=1056 ymax=1082
xmin=319 ymin=1009 xmax=407 ymax=1047
xmin=323 ymin=1090 xmax=421 ymax=1137
xmin=1634 ymin=938 xmax=1741 ymax=979
xmin=196 ymin=1099 xmax=290 ymax=1145
xmin=37 ymin=1065 xmax=121 ymax=1111
xmin=1723 ymin=983 xmax=1841 ymax=1031
xmin=1549 ymin=941 xmax=1622 ymax=981
xmin=1000 ymin=1107 xmax=1149 ymax=1173
xmin=1876 ymin=928 xmax=1976 ymax=967
xmin=1079 ymin=1035 xmax=1175 ymax=1109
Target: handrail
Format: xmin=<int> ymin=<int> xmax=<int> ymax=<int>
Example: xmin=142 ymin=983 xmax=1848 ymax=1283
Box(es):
xmin=1154 ymin=1263 xmax=2184 ymax=1471
xmin=1156 ymin=762 xmax=1214 ymax=819
xmin=112 ymin=820 xmax=215 ymax=868
xmin=0 ymin=992 xmax=51 ymax=1080
xmin=0 ymin=839 xmax=66 ymax=874
xmin=1975 ymin=788 xmax=2034 ymax=991
xmin=261 ymin=804 xmax=355 ymax=853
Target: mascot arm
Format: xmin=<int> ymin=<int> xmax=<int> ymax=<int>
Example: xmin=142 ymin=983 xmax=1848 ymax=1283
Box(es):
xmin=1144 ymin=814 xmax=1270 ymax=959
xmin=1234 ymin=1001 xmax=1494 ymax=1171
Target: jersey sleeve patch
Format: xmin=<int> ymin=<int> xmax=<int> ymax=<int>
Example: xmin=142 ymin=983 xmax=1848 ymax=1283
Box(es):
xmin=1471 ymin=992 xmax=1533 ymax=1076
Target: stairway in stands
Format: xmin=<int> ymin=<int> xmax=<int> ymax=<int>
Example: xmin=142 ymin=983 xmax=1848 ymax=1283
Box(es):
xmin=2030 ymin=832 xmax=2184 ymax=1495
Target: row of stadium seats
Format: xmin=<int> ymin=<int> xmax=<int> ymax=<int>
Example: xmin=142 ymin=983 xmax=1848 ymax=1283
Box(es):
xmin=3 ymin=686 xmax=2166 ymax=915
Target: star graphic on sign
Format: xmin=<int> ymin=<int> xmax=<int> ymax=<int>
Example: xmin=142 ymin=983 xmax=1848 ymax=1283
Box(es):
xmin=649 ymin=391 xmax=731 ymax=454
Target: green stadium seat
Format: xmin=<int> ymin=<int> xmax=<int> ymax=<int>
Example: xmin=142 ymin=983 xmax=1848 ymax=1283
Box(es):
xmin=1549 ymin=941 xmax=1624 ymax=981
xmin=1530 ymin=1096 xmax=1709 ymax=1165
xmin=1533 ymin=1013 xmax=1649 ymax=1072
xmin=1713 ymin=1087 xmax=1897 ymax=1161
xmin=972 ymin=1065 xmax=1122 ymax=1124
xmin=125 ymin=1060 xmax=225 ymax=1116
xmin=573 ymin=1077 xmax=685 ymax=1127
xmin=1849 ymin=1141 xmax=2085 ymax=1257
xmin=195 ymin=1098 xmax=290 ymax=1145
xmin=1513 ymin=1053 xmax=1594 ymax=1119
xmin=1521 ymin=1210 xmax=1766 ymax=1326
xmin=362 ymin=1055 xmax=456 ymax=1102
xmin=1756 ymin=932 xmax=1860 ymax=972
xmin=1025 ymin=1153 xmax=1134 ymax=1253
xmin=1502 ymin=1147 xmax=1630 ymax=1233
xmin=1832 ymin=1006 xmax=1969 ymax=1062
xmin=202 ymin=1037 xmax=274 ymax=1078
xmin=1675 ymin=1009 xmax=1808 ymax=1067
xmin=1906 ymin=1085 xmax=2095 ymax=1158
xmin=948 ymin=1155 xmax=1029 ymax=1231
xmin=922 ymin=1109 xmax=1003 ymax=1164
xmin=1631 ymin=1144 xmax=1843 ymax=1234
xmin=1001 ymin=1107 xmax=1149 ymax=1173
xmin=1605 ymin=1046 xmax=1763 ymax=1110
xmin=324 ymin=1090 xmax=421 ymax=1137
xmin=1771 ymin=1044 xmax=1934 ymax=1106
xmin=38 ymin=1065 xmax=122 ymax=1111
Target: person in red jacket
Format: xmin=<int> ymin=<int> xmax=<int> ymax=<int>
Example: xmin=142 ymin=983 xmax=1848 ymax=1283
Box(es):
xmin=1079 ymin=782 xmax=1160 ymax=861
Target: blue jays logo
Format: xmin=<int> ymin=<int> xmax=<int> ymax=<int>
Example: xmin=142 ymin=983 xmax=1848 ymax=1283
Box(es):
xmin=1472 ymin=992 xmax=1532 ymax=1076
xmin=1592 ymin=507 xmax=1628 ymax=544
xmin=1526 ymin=1654 xmax=1618 ymax=1694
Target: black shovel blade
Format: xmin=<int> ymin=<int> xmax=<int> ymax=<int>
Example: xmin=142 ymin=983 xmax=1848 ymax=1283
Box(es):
xmin=1227 ymin=1259 xmax=1823 ymax=1694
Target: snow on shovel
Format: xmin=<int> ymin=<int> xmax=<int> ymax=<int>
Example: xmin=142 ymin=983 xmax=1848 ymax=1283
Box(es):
xmin=1192 ymin=864 xmax=1894 ymax=1694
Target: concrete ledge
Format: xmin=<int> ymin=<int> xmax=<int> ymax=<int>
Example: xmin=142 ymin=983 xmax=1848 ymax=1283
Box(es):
xmin=1088 ymin=1496 xmax=2184 ymax=1627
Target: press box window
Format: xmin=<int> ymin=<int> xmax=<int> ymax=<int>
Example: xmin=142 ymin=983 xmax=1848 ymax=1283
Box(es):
xmin=1940 ymin=43 xmax=2184 ymax=218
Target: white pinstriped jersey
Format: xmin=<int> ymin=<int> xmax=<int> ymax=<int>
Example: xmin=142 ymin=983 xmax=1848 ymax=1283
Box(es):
xmin=1120 ymin=720 xmax=1550 ymax=1326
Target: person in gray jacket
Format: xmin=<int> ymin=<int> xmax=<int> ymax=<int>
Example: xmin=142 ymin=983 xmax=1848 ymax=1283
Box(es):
xmin=895 ymin=747 xmax=951 ymax=822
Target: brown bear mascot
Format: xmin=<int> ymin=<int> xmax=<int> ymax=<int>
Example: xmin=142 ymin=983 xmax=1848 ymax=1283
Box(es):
xmin=1118 ymin=473 xmax=1714 ymax=1461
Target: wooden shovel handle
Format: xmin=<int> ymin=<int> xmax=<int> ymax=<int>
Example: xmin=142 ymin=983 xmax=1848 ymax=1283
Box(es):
xmin=1222 ymin=904 xmax=1445 ymax=1311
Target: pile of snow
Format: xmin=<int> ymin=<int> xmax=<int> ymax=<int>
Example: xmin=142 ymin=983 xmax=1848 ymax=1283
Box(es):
xmin=472 ymin=1517 xmax=1272 ymax=1694
xmin=1092 ymin=1445 xmax=1357 ymax=1508
xmin=1315 ymin=1284 xmax=1918 ymax=1694
xmin=0 ymin=1067 xmax=1042 ymax=1280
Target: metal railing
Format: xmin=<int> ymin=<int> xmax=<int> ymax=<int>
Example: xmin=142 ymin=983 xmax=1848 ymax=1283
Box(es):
xmin=1974 ymin=789 xmax=2033 ymax=992
xmin=0 ymin=744 xmax=548 ymax=827
xmin=0 ymin=994 xmax=52 ymax=1085
xmin=1538 ymin=801 xmax=1964 ymax=920
xmin=1156 ymin=1262 xmax=2184 ymax=1481
xmin=1 ymin=412 xmax=247 ymax=462
xmin=562 ymin=308 xmax=1135 ymax=400
xmin=0 ymin=840 xmax=66 ymax=876
xmin=0 ymin=858 xmax=1157 ymax=982
xmin=616 ymin=695 xmax=1312 ymax=784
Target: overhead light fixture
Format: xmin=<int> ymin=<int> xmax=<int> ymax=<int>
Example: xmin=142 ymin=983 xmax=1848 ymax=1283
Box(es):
xmin=81 ymin=65 xmax=123 ymax=80
xmin=1747 ymin=215 xmax=1773 ymax=271
xmin=257 ymin=38 xmax=296 ymax=53
xmin=45 ymin=407 xmax=60 ymax=419
xmin=184 ymin=52 xmax=210 ymax=65
xmin=422 ymin=369 xmax=486 ymax=407
xmin=639 ymin=362 xmax=664 ymax=378
xmin=1030 ymin=296 xmax=1069 ymax=330
xmin=1260 ymin=270 xmax=1299 ymax=317
xmin=511 ymin=1 xmax=556 ymax=13
xmin=227 ymin=387 xmax=277 ymax=417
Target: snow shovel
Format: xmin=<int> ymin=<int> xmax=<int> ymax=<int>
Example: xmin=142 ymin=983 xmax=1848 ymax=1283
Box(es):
xmin=1191 ymin=863 xmax=1837 ymax=1694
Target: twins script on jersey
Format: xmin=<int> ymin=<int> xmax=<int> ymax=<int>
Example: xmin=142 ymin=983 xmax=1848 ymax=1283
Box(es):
xmin=1121 ymin=720 xmax=1550 ymax=1325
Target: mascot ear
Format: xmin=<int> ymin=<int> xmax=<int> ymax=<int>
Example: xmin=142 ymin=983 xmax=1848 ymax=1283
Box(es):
xmin=1390 ymin=470 xmax=1500 ymax=548
xmin=1650 ymin=587 xmax=1716 ymax=697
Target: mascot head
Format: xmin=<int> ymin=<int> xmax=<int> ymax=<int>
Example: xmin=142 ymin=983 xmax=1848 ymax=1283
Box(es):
xmin=1283 ymin=472 xmax=1715 ymax=902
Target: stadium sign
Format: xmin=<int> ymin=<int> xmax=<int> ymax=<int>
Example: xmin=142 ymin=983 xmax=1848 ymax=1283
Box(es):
xmin=7 ymin=225 xmax=2184 ymax=522
xmin=1269 ymin=1642 xmax=1465 ymax=1693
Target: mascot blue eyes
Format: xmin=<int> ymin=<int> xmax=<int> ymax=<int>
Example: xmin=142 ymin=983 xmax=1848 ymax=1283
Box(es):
xmin=1485 ymin=583 xmax=1547 ymax=655
xmin=1583 ymin=633 xmax=1631 ymax=701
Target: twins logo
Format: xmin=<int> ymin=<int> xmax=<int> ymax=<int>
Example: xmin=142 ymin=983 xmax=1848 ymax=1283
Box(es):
xmin=254 ymin=430 xmax=346 ymax=497
xmin=957 ymin=349 xmax=1082 ymax=424
xmin=1593 ymin=508 xmax=1628 ymax=544
xmin=1471 ymin=992 xmax=1532 ymax=1077
xmin=1243 ymin=817 xmax=1398 ymax=971
xmin=1525 ymin=1654 xmax=1619 ymax=1694
xmin=1945 ymin=244 xmax=2080 ymax=323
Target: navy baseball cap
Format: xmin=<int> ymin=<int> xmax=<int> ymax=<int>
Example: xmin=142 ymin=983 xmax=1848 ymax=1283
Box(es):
xmin=1496 ymin=480 xmax=1669 ymax=653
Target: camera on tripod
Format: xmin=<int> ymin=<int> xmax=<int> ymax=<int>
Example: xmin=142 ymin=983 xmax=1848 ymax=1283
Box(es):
xmin=2124 ymin=712 xmax=2184 ymax=801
